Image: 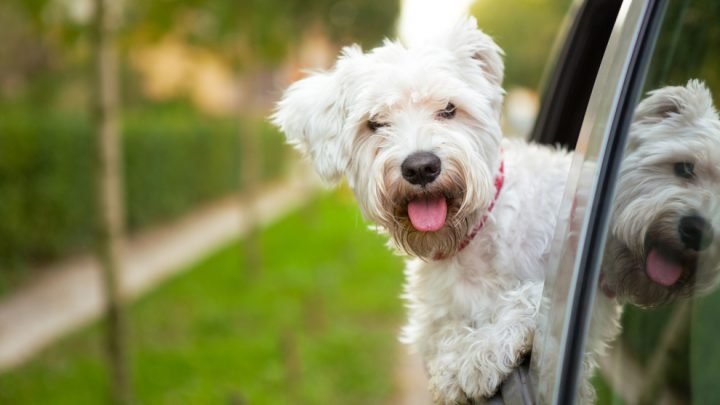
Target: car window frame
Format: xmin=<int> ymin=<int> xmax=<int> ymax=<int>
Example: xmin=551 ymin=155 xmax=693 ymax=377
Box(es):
xmin=496 ymin=0 xmax=671 ymax=401
xmin=541 ymin=0 xmax=670 ymax=403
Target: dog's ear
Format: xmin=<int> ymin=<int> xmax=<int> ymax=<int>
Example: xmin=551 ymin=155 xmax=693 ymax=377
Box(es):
xmin=443 ymin=17 xmax=504 ymax=86
xmin=271 ymin=50 xmax=359 ymax=184
xmin=634 ymin=79 xmax=716 ymax=124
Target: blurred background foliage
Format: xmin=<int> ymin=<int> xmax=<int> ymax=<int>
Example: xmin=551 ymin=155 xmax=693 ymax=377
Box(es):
xmin=0 ymin=0 xmax=405 ymax=401
xmin=0 ymin=106 xmax=287 ymax=280
xmin=0 ymin=0 xmax=397 ymax=287
xmin=471 ymin=0 xmax=572 ymax=90
xmin=3 ymin=0 xmax=399 ymax=68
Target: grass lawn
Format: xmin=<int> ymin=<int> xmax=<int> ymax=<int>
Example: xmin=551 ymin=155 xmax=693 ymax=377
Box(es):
xmin=0 ymin=189 xmax=406 ymax=404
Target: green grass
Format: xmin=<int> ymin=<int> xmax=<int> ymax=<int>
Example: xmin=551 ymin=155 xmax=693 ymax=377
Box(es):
xmin=0 ymin=190 xmax=405 ymax=404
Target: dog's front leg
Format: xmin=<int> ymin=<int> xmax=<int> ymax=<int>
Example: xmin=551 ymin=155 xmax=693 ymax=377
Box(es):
xmin=424 ymin=281 xmax=542 ymax=404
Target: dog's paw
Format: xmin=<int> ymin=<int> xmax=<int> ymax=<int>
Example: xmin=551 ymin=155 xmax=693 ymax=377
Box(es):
xmin=428 ymin=369 xmax=472 ymax=405
xmin=456 ymin=358 xmax=504 ymax=401
xmin=426 ymin=354 xmax=503 ymax=404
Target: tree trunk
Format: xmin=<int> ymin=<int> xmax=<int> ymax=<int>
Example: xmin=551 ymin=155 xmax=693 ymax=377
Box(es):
xmin=238 ymin=74 xmax=264 ymax=276
xmin=92 ymin=0 xmax=133 ymax=403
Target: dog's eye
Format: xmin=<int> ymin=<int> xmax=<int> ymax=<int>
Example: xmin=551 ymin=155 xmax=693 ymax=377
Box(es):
xmin=437 ymin=102 xmax=456 ymax=119
xmin=367 ymin=119 xmax=389 ymax=132
xmin=674 ymin=161 xmax=695 ymax=179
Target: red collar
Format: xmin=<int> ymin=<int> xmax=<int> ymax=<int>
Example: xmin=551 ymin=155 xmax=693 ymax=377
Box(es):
xmin=434 ymin=159 xmax=505 ymax=260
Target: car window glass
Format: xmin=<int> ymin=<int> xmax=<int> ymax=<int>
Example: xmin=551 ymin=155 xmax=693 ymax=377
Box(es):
xmin=582 ymin=1 xmax=720 ymax=403
xmin=529 ymin=0 xmax=649 ymax=402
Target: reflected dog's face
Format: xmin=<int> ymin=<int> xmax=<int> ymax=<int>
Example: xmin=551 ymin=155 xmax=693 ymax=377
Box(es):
xmin=602 ymin=80 xmax=720 ymax=307
xmin=272 ymin=18 xmax=505 ymax=260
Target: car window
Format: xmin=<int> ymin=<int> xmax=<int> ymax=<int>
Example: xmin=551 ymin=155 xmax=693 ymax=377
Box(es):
xmin=586 ymin=0 xmax=720 ymax=403
xmin=529 ymin=0 xmax=671 ymax=403
xmin=541 ymin=0 xmax=720 ymax=403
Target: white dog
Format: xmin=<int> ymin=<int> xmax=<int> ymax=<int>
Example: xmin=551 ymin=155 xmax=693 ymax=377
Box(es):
xmin=273 ymin=18 xmax=572 ymax=403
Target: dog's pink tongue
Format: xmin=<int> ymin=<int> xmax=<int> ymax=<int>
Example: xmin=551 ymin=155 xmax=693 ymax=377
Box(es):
xmin=646 ymin=249 xmax=683 ymax=287
xmin=407 ymin=197 xmax=447 ymax=232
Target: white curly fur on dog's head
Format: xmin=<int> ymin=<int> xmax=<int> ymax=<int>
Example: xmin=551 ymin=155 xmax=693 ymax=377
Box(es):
xmin=602 ymin=80 xmax=720 ymax=307
xmin=273 ymin=17 xmax=505 ymax=260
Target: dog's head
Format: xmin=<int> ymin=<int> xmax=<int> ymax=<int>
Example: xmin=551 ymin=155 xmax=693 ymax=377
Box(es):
xmin=272 ymin=17 xmax=505 ymax=260
xmin=602 ymin=80 xmax=720 ymax=307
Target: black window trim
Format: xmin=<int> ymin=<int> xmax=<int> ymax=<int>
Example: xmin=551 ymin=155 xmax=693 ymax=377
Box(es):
xmin=554 ymin=0 xmax=669 ymax=403
xmin=531 ymin=0 xmax=623 ymax=149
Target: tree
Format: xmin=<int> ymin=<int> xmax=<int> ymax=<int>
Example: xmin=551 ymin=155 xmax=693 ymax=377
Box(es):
xmin=92 ymin=0 xmax=132 ymax=403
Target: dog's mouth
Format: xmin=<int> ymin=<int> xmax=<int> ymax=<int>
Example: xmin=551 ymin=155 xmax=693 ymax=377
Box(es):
xmin=382 ymin=174 xmax=470 ymax=259
xmin=394 ymin=189 xmax=464 ymax=233
xmin=645 ymin=248 xmax=684 ymax=286
xmin=406 ymin=196 xmax=447 ymax=232
xmin=601 ymin=224 xmax=706 ymax=306
xmin=643 ymin=238 xmax=697 ymax=288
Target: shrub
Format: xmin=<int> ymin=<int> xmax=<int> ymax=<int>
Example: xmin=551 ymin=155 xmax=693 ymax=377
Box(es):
xmin=0 ymin=103 xmax=289 ymax=290
xmin=0 ymin=107 xmax=97 ymax=272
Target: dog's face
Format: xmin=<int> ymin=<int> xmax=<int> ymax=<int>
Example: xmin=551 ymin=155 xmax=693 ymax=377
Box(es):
xmin=602 ymin=80 xmax=720 ymax=307
xmin=272 ymin=18 xmax=505 ymax=260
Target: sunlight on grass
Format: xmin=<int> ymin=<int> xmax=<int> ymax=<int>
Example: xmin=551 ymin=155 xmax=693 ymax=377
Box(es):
xmin=0 ymin=190 xmax=405 ymax=404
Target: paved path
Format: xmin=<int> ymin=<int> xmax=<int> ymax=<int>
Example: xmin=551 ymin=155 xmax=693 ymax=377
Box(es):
xmin=0 ymin=168 xmax=322 ymax=372
xmin=390 ymin=348 xmax=433 ymax=405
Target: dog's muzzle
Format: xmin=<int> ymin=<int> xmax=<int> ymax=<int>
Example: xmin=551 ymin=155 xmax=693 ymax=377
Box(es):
xmin=642 ymin=214 xmax=714 ymax=287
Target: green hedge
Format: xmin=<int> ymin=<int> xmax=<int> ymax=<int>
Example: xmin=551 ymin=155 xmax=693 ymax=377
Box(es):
xmin=0 ymin=104 xmax=288 ymax=287
xmin=0 ymin=108 xmax=97 ymax=272
xmin=122 ymin=107 xmax=242 ymax=231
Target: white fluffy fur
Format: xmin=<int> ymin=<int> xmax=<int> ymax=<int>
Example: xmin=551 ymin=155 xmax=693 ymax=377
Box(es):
xmin=401 ymin=141 xmax=571 ymax=403
xmin=273 ymin=18 xmax=572 ymax=403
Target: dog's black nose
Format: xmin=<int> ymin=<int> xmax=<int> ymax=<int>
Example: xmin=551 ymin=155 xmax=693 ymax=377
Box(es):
xmin=679 ymin=215 xmax=714 ymax=251
xmin=401 ymin=152 xmax=441 ymax=186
